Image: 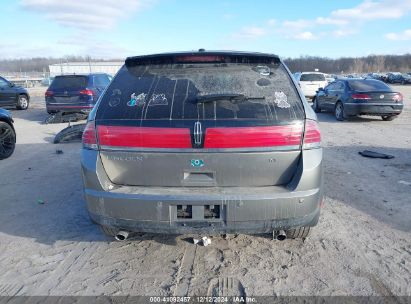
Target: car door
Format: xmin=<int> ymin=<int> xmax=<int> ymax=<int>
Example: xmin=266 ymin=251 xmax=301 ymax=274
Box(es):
xmin=0 ymin=77 xmax=16 ymax=106
xmin=321 ymin=82 xmax=337 ymax=110
xmin=329 ymin=81 xmax=345 ymax=108
xmin=315 ymin=85 xmax=329 ymax=109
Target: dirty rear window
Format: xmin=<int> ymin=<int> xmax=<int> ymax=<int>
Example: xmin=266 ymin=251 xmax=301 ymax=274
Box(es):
xmin=50 ymin=76 xmax=88 ymax=90
xmin=96 ymin=62 xmax=304 ymax=122
xmin=348 ymin=80 xmax=391 ymax=92
xmin=300 ymin=74 xmax=325 ymax=82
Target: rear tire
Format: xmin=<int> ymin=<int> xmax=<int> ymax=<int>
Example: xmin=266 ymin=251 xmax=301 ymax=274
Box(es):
xmin=16 ymin=94 xmax=29 ymax=110
xmin=0 ymin=122 xmax=16 ymax=160
xmin=100 ymin=225 xmax=118 ymax=237
xmin=286 ymin=227 xmax=311 ymax=239
xmin=312 ymin=97 xmax=321 ymax=113
xmin=334 ymin=102 xmax=345 ymax=121
xmin=381 ymin=115 xmax=396 ymax=121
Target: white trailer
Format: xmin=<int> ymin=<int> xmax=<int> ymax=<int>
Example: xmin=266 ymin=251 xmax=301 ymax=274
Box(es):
xmin=49 ymin=62 xmax=123 ymax=77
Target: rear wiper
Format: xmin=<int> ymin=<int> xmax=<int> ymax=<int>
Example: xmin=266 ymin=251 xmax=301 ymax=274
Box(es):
xmin=194 ymin=93 xmax=265 ymax=103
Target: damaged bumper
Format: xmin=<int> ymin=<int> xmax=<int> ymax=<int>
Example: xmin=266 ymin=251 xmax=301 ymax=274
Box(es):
xmin=81 ymin=148 xmax=323 ymax=234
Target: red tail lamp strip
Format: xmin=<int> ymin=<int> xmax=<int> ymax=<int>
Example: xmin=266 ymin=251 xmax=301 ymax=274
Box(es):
xmin=303 ymin=120 xmax=321 ymax=144
xmin=97 ymin=126 xmax=192 ymax=148
xmin=82 ymin=122 xmax=98 ymax=149
xmin=204 ymin=125 xmax=304 ymax=148
xmin=351 ymin=93 xmax=371 ymax=100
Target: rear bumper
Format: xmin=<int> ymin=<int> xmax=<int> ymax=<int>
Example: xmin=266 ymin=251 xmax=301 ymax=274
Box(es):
xmin=88 ymin=207 xmax=320 ymax=235
xmin=46 ymin=104 xmax=94 ymax=113
xmin=81 ymin=148 xmax=323 ymax=234
xmin=344 ymin=102 xmax=403 ymax=116
xmin=301 ymin=88 xmax=318 ymax=99
xmin=304 ymin=93 xmax=316 ymax=99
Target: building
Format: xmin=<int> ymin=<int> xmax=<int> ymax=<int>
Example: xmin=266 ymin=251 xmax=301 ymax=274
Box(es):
xmin=49 ymin=61 xmax=123 ymax=77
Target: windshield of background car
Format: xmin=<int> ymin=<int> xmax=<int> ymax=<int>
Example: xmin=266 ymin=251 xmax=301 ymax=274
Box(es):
xmin=96 ymin=62 xmax=305 ymax=123
xmin=300 ymin=74 xmax=325 ymax=81
xmin=50 ymin=75 xmax=88 ymax=90
xmin=0 ymin=77 xmax=8 ymax=87
xmin=348 ymin=80 xmax=392 ymax=92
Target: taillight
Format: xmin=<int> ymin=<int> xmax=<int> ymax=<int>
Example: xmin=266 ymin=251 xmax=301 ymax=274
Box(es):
xmin=82 ymin=122 xmax=98 ymax=150
xmin=175 ymin=55 xmax=224 ymax=63
xmin=80 ymin=89 xmax=95 ymax=96
xmin=393 ymin=93 xmax=403 ymax=102
xmin=204 ymin=124 xmax=303 ymax=148
xmin=303 ymin=120 xmax=321 ymax=150
xmin=97 ymin=126 xmax=192 ymax=148
xmin=351 ymin=93 xmax=371 ymax=100
xmin=45 ymin=90 xmax=54 ymax=97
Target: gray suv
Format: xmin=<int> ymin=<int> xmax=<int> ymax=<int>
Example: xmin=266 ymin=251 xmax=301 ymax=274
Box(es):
xmin=81 ymin=51 xmax=323 ymax=241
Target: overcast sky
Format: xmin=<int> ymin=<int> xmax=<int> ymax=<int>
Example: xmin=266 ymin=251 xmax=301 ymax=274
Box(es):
xmin=1 ymin=0 xmax=411 ymax=59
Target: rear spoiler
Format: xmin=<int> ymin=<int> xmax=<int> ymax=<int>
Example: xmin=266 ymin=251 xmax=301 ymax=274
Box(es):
xmin=125 ymin=51 xmax=281 ymax=67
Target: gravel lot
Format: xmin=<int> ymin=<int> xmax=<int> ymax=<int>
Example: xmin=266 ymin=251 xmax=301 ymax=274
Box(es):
xmin=0 ymin=85 xmax=410 ymax=297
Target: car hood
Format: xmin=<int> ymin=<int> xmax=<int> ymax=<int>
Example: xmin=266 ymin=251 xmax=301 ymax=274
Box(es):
xmin=14 ymin=85 xmax=28 ymax=93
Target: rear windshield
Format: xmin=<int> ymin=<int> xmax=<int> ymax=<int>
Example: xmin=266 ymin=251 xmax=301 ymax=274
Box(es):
xmin=300 ymin=74 xmax=325 ymax=81
xmin=50 ymin=76 xmax=88 ymax=90
xmin=348 ymin=80 xmax=391 ymax=92
xmin=96 ymin=62 xmax=304 ymax=123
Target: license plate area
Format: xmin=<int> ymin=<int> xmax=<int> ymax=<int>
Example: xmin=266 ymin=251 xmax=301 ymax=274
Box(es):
xmin=174 ymin=205 xmax=222 ymax=221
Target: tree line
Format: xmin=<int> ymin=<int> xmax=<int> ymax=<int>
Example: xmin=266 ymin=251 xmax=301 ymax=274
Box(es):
xmin=0 ymin=54 xmax=410 ymax=74
xmin=283 ymin=54 xmax=411 ymax=74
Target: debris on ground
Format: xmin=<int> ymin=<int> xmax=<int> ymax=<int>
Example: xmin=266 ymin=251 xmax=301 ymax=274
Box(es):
xmin=53 ymin=123 xmax=86 ymax=144
xmin=191 ymin=236 xmax=212 ymax=246
xmin=202 ymin=236 xmax=211 ymax=246
xmin=358 ymin=150 xmax=394 ymax=159
xmin=55 ymin=149 xmax=63 ymax=154
xmin=37 ymin=199 xmax=45 ymax=205
xmin=398 ymin=180 xmax=411 ymax=186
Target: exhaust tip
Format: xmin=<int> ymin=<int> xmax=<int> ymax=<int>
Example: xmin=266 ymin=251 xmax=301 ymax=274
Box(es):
xmin=115 ymin=230 xmax=129 ymax=241
xmin=276 ymin=230 xmax=287 ymax=241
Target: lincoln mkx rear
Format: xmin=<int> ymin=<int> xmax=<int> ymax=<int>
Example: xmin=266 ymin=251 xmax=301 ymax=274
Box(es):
xmin=81 ymin=51 xmax=323 ymax=241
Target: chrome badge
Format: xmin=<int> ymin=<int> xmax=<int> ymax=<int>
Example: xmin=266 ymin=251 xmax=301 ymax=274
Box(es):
xmin=194 ymin=121 xmax=202 ymax=145
xmin=191 ymin=159 xmax=204 ymax=167
xmin=380 ymin=94 xmax=385 ymax=99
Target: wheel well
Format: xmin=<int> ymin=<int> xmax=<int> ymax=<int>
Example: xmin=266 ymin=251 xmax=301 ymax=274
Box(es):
xmin=19 ymin=93 xmax=30 ymax=101
xmin=0 ymin=118 xmax=14 ymax=130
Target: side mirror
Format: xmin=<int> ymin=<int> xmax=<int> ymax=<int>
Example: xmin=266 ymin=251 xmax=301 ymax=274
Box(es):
xmin=8 ymin=82 xmax=15 ymax=87
xmin=318 ymin=87 xmax=324 ymax=92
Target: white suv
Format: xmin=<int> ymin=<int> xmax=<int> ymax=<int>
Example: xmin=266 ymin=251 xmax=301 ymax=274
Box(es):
xmin=294 ymin=72 xmax=328 ymax=100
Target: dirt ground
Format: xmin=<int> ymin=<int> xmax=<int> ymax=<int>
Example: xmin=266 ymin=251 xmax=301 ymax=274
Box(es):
xmin=0 ymin=85 xmax=410 ymax=297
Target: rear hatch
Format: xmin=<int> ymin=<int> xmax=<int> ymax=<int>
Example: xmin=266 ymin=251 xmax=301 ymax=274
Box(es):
xmin=348 ymin=79 xmax=403 ymax=104
xmin=46 ymin=75 xmax=94 ymax=107
xmin=94 ymin=53 xmax=307 ymax=187
xmin=299 ymin=73 xmax=327 ymax=95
